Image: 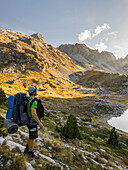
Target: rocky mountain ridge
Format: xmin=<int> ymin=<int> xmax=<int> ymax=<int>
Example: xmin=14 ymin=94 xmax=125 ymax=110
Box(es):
xmin=116 ymin=55 xmax=128 ymax=74
xmin=0 ymin=28 xmax=81 ymax=77
xmin=58 ymin=43 xmax=128 ymax=74
xmin=1 ymin=28 xmax=128 ymax=77
xmin=0 ymin=28 xmax=127 ymax=97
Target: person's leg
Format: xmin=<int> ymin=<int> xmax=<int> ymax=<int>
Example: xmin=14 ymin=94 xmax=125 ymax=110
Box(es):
xmin=28 ymin=138 xmax=34 ymax=151
xmin=24 ymin=126 xmax=36 ymax=154
xmin=27 ymin=124 xmax=39 ymax=159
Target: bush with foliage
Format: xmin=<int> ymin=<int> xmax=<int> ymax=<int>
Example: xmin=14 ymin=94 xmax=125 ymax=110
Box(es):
xmin=0 ymin=88 xmax=7 ymax=106
xmin=56 ymin=114 xmax=82 ymax=140
xmin=107 ymin=127 xmax=119 ymax=146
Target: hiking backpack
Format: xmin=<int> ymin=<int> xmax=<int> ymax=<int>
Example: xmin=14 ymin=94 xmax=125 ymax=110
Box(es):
xmin=6 ymin=93 xmax=29 ymax=126
xmin=6 ymin=93 xmax=44 ymax=126
xmin=30 ymin=98 xmax=44 ymax=119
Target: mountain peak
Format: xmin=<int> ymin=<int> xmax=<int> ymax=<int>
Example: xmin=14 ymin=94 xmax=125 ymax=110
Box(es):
xmin=31 ymin=33 xmax=44 ymax=43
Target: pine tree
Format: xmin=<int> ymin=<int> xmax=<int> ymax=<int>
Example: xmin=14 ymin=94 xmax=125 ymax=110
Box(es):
xmin=57 ymin=114 xmax=82 ymax=140
xmin=107 ymin=127 xmax=119 ymax=146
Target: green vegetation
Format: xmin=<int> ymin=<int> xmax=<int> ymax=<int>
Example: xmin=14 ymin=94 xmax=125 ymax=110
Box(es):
xmin=126 ymin=139 xmax=128 ymax=146
xmin=107 ymin=127 xmax=119 ymax=146
xmin=10 ymin=155 xmax=27 ymax=170
xmin=0 ymin=88 xmax=7 ymax=109
xmin=0 ymin=128 xmax=7 ymax=137
xmin=45 ymin=164 xmax=61 ymax=170
xmin=0 ymin=88 xmax=7 ymax=103
xmin=0 ymin=88 xmax=7 ymax=136
xmin=0 ymin=115 xmax=7 ymax=137
xmin=0 ymin=114 xmax=4 ymax=128
xmin=56 ymin=114 xmax=82 ymax=139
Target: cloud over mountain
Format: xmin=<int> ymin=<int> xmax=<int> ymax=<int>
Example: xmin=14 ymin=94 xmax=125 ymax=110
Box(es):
xmin=95 ymin=42 xmax=108 ymax=53
xmin=78 ymin=30 xmax=91 ymax=42
xmin=78 ymin=24 xmax=111 ymax=42
xmin=92 ymin=24 xmax=110 ymax=38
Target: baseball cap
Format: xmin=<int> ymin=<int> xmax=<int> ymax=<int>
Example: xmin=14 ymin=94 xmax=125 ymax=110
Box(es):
xmin=28 ymin=86 xmax=39 ymax=93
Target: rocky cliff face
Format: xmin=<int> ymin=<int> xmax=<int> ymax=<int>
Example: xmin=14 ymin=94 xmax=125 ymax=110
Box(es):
xmin=0 ymin=28 xmax=80 ymax=76
xmin=58 ymin=43 xmax=127 ymax=74
xmin=116 ymin=55 xmax=128 ymax=74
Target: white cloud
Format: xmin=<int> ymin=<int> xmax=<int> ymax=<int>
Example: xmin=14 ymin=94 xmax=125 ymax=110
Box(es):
xmin=107 ymin=32 xmax=118 ymax=36
xmin=78 ymin=24 xmax=111 ymax=42
xmin=92 ymin=24 xmax=111 ymax=38
xmin=94 ymin=42 xmax=107 ymax=53
xmin=78 ymin=30 xmax=91 ymax=42
xmin=101 ymin=37 xmax=109 ymax=42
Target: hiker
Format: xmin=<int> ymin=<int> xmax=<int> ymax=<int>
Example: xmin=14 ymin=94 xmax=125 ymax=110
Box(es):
xmin=24 ymin=86 xmax=43 ymax=159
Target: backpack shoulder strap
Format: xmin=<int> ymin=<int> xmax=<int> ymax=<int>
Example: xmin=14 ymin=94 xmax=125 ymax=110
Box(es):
xmin=28 ymin=99 xmax=36 ymax=120
xmin=30 ymin=99 xmax=35 ymax=108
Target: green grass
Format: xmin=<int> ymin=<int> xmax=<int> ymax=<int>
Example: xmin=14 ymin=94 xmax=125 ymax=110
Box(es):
xmin=0 ymin=104 xmax=8 ymax=110
xmin=10 ymin=155 xmax=27 ymax=170
xmin=42 ymin=116 xmax=57 ymax=131
xmin=92 ymin=128 xmax=110 ymax=139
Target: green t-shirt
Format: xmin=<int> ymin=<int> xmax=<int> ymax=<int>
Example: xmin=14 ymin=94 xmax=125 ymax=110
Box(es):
xmin=27 ymin=97 xmax=37 ymax=119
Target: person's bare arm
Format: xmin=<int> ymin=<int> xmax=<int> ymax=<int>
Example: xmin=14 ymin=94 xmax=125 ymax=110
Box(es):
xmin=31 ymin=108 xmax=43 ymax=128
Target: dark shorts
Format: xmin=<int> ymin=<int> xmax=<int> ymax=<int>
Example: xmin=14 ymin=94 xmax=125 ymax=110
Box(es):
xmin=27 ymin=124 xmax=38 ymax=139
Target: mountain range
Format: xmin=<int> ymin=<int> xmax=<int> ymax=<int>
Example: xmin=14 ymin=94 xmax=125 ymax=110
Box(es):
xmin=0 ymin=28 xmax=127 ymax=93
xmin=58 ymin=43 xmax=128 ymax=74
xmin=0 ymin=28 xmax=128 ymax=76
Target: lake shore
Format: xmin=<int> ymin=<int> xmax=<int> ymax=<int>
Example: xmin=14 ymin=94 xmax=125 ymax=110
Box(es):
xmin=95 ymin=112 xmax=128 ymax=137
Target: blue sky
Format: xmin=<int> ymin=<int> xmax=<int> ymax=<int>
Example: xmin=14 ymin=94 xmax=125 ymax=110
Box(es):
xmin=0 ymin=0 xmax=128 ymax=58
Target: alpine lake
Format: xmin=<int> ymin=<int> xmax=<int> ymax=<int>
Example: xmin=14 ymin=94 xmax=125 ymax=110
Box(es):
xmin=108 ymin=109 xmax=128 ymax=133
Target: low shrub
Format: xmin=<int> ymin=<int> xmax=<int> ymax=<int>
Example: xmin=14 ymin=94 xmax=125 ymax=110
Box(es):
xmin=0 ymin=88 xmax=7 ymax=105
xmin=10 ymin=155 xmax=27 ymax=170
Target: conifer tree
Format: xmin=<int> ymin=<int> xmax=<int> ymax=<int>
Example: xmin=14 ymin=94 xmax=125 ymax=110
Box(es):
xmin=58 ymin=114 xmax=82 ymax=140
xmin=107 ymin=127 xmax=119 ymax=146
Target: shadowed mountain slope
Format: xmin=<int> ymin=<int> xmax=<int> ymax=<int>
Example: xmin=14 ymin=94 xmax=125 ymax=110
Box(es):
xmin=58 ymin=43 xmax=128 ymax=74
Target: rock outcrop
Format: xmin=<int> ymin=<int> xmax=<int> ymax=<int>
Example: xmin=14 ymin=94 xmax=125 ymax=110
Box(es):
xmin=31 ymin=33 xmax=44 ymax=43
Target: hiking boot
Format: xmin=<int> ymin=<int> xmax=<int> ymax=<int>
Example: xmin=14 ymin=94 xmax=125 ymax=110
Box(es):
xmin=28 ymin=151 xmax=39 ymax=159
xmin=24 ymin=144 xmax=28 ymax=154
xmin=24 ymin=147 xmax=28 ymax=154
